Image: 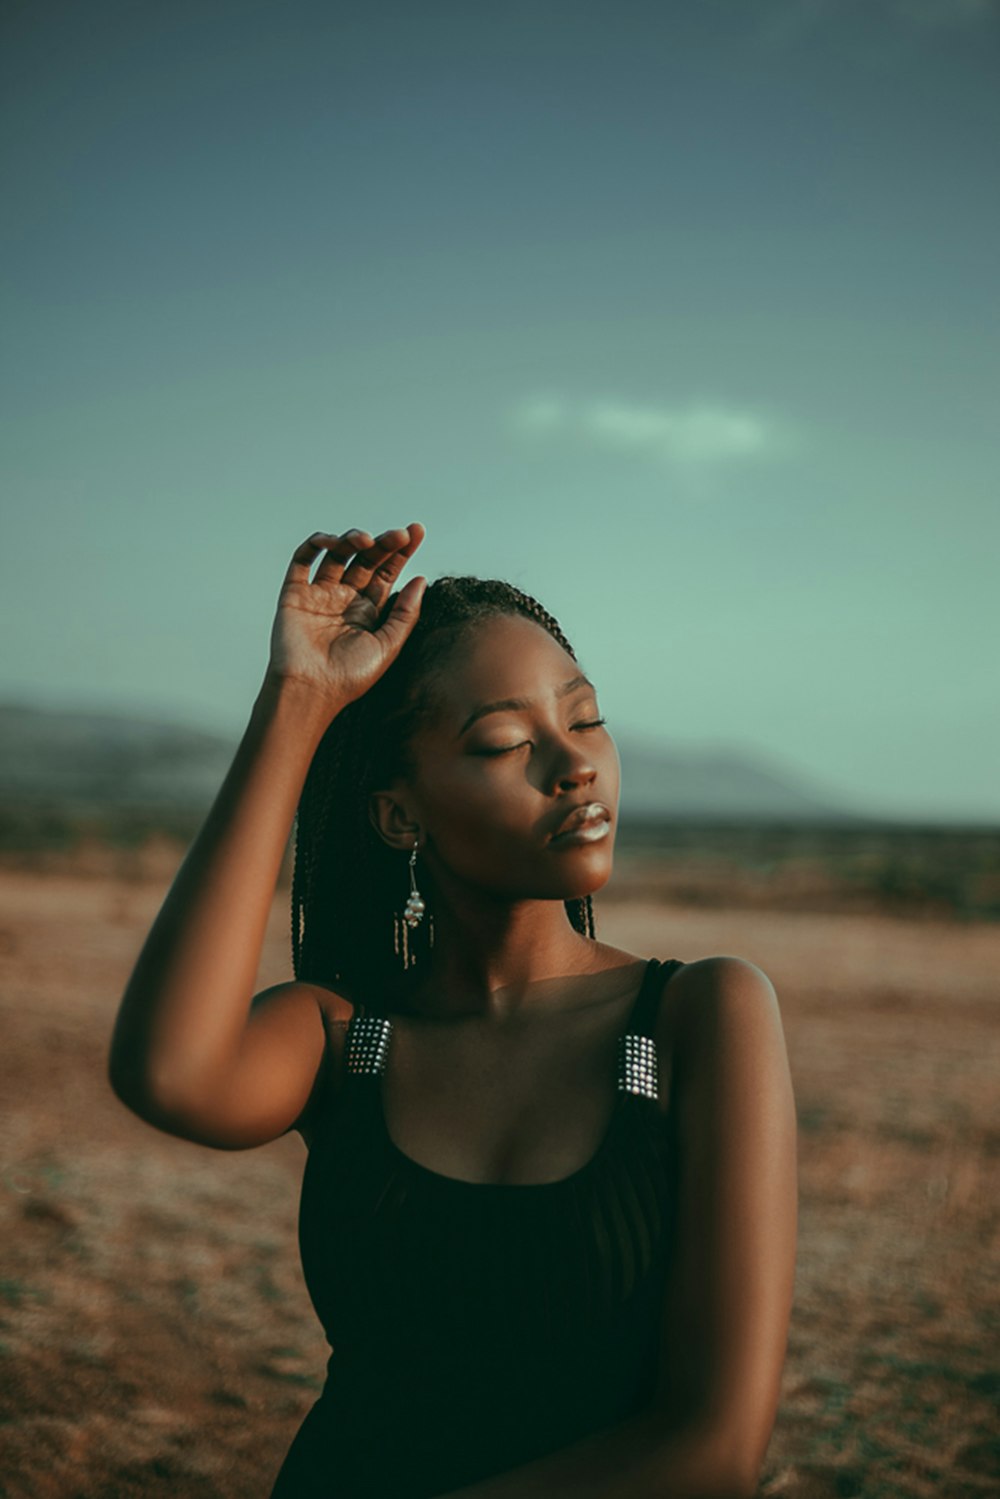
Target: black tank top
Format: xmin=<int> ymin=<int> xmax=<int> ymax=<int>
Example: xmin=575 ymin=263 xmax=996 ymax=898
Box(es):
xmin=270 ymin=956 xmax=685 ymax=1499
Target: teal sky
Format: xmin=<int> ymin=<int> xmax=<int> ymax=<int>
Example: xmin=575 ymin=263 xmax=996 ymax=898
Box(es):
xmin=2 ymin=1 xmax=997 ymax=822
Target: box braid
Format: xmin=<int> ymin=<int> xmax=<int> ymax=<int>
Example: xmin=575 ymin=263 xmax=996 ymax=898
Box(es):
xmin=290 ymin=576 xmax=597 ymax=1005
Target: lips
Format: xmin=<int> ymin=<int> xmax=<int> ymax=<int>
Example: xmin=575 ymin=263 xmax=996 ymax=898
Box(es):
xmin=550 ymin=801 xmax=611 ymax=841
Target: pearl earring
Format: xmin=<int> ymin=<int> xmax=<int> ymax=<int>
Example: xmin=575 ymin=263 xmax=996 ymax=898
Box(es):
xmin=403 ymin=839 xmax=426 ymax=929
xmin=393 ymin=838 xmax=434 ymax=969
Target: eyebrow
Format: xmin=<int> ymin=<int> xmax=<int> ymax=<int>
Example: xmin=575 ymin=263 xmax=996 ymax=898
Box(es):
xmin=457 ymin=674 xmax=596 ymax=738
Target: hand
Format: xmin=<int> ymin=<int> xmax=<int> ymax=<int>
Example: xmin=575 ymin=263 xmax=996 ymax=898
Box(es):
xmin=265 ymin=525 xmax=427 ymax=710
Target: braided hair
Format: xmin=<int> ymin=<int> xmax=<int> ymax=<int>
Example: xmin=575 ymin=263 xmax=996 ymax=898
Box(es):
xmin=290 ymin=575 xmax=597 ymax=1003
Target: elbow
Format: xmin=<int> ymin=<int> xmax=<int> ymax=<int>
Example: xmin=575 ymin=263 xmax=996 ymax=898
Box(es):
xmin=647 ymin=1461 xmax=759 ymax=1499
xmin=722 ymin=1435 xmax=767 ymax=1499
xmin=704 ymin=1462 xmax=762 ymax=1499
xmin=106 ymin=1041 xmax=182 ymax=1125
xmin=641 ymin=1411 xmax=766 ymax=1499
xmin=107 ymin=1027 xmax=155 ymax=1115
xmin=107 ymin=1051 xmax=157 ymax=1121
xmin=685 ymin=1456 xmax=761 ymax=1499
xmin=107 ymin=1039 xmax=140 ymax=1111
xmin=694 ymin=1415 xmax=770 ymax=1499
xmin=709 ymin=1422 xmax=767 ymax=1499
xmin=728 ymin=1466 xmax=763 ymax=1499
xmin=107 ymin=1013 xmax=149 ymax=1114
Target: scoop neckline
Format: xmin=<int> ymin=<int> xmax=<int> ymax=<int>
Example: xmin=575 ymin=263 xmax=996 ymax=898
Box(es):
xmin=373 ymin=957 xmax=664 ymax=1192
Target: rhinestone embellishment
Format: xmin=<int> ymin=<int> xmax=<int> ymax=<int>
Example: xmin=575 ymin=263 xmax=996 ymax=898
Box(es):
xmin=616 ymin=1033 xmax=659 ymax=1100
xmin=345 ymin=1015 xmax=658 ymax=1097
xmin=345 ymin=1014 xmax=393 ymax=1075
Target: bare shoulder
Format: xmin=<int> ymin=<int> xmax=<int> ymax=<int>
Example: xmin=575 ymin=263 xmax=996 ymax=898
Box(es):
xmin=656 ymin=955 xmax=784 ymax=1072
xmin=668 ymin=953 xmax=778 ymax=1011
xmin=657 ymin=956 xmax=793 ymax=1159
xmin=248 ymin=980 xmax=358 ymax=1143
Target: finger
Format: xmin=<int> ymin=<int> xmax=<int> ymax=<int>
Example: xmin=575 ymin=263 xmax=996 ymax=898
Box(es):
xmin=281 ymin=532 xmax=345 ymax=589
xmin=373 ymin=572 xmax=428 ymax=661
xmin=308 ymin=529 xmax=376 ymax=587
xmin=340 ymin=522 xmax=426 ymax=598
xmin=333 ymin=526 xmax=410 ymax=592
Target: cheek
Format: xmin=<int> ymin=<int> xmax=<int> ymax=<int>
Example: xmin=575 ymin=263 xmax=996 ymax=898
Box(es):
xmin=605 ymin=745 xmax=621 ymax=794
xmin=422 ymin=763 xmax=533 ymax=849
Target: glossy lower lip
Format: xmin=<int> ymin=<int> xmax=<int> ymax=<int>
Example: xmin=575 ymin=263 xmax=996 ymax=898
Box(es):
xmin=550 ymin=816 xmax=612 ymax=847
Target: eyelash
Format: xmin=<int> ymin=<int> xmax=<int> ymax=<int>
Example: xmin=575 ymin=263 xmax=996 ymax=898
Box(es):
xmin=478 ymin=718 xmax=608 ymax=756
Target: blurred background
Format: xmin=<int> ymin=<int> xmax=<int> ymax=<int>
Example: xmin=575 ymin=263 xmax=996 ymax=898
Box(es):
xmin=2 ymin=3 xmax=998 ymax=1496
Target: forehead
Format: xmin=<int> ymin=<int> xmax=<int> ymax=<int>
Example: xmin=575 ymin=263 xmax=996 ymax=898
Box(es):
xmin=431 ymin=614 xmax=580 ymax=713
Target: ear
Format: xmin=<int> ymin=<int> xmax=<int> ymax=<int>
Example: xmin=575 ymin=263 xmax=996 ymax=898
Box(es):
xmin=368 ymin=788 xmax=422 ymax=852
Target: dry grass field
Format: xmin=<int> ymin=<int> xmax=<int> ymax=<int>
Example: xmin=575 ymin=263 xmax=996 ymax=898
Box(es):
xmin=1 ymin=855 xmax=998 ymax=1497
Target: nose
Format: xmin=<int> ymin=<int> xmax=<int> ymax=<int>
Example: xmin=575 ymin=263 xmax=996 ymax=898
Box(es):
xmin=554 ymin=744 xmax=598 ymax=793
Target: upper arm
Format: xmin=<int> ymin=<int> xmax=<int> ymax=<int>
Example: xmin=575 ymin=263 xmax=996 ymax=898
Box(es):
xmin=649 ymin=956 xmax=798 ymax=1493
xmin=130 ymin=982 xmax=348 ymax=1151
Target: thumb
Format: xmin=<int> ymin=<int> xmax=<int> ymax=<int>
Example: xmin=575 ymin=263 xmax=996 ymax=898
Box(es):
xmin=375 ymin=574 xmax=427 ymax=659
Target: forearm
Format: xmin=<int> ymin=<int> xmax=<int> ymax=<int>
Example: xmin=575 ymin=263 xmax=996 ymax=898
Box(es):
xmin=434 ymin=1409 xmax=753 ymax=1499
xmin=108 ymin=672 xmax=336 ymax=1109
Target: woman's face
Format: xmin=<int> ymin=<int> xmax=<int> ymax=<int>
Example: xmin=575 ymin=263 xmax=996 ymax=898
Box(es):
xmin=371 ymin=613 xmax=620 ymax=904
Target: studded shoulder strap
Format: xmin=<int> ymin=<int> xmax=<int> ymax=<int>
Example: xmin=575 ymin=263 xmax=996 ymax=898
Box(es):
xmin=343 ymin=958 xmax=685 ymax=1089
xmin=615 ymin=958 xmax=685 ymax=1103
xmin=344 ymin=1008 xmax=393 ymax=1076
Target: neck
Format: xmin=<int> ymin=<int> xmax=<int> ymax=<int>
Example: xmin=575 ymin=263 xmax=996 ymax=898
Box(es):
xmin=395 ymin=893 xmax=599 ymax=1013
xmin=393 ymin=894 xmax=606 ymax=1022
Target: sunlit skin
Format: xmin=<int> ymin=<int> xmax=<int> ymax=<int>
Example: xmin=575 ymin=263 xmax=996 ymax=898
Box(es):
xmin=369 ymin=613 xmax=631 ymax=1021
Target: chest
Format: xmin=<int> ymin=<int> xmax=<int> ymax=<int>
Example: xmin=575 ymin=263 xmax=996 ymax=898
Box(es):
xmin=372 ymin=996 xmax=671 ymax=1188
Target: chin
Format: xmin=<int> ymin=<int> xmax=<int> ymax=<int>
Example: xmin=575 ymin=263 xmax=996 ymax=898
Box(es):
xmin=558 ymin=858 xmax=615 ymax=902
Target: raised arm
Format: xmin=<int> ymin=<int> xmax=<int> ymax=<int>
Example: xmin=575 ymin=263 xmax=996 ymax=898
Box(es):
xmin=107 ymin=524 xmax=427 ymax=1149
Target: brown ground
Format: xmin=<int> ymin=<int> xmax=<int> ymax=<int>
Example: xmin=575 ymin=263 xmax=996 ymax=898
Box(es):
xmin=1 ymin=866 xmax=998 ymax=1498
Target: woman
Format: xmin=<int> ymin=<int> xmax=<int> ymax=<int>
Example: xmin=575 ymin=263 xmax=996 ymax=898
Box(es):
xmin=109 ymin=524 xmax=798 ymax=1498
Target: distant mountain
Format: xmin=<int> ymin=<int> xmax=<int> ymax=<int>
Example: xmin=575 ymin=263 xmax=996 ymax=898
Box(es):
xmin=0 ymin=700 xmax=865 ymax=823
xmin=0 ymin=702 xmax=234 ymax=809
xmin=616 ymin=738 xmax=855 ymax=822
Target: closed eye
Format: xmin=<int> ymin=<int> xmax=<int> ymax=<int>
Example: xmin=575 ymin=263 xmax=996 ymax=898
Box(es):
xmin=476 ymin=718 xmax=608 ymax=756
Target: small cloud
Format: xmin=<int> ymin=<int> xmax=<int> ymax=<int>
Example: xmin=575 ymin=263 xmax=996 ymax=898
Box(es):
xmin=509 ymin=394 xmax=793 ymax=467
xmin=584 ymin=400 xmax=777 ymax=464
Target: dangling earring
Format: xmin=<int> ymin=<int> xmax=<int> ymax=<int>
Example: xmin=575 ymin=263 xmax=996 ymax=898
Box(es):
xmin=403 ymin=839 xmax=425 ymax=930
xmin=393 ymin=837 xmax=434 ymax=969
